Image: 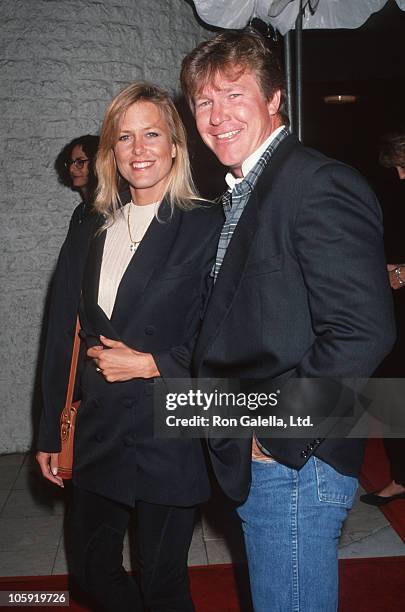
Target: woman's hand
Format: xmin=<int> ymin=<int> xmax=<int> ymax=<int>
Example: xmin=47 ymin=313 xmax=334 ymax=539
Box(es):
xmin=387 ymin=263 xmax=405 ymax=290
xmin=87 ymin=336 xmax=160 ymax=382
xmin=36 ymin=451 xmax=64 ymax=487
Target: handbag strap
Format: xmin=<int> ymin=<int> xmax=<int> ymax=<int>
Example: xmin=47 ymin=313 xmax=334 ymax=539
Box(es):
xmin=64 ymin=317 xmax=81 ymax=410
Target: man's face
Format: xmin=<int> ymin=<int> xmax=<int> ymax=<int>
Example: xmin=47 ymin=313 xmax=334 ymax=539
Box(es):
xmin=194 ymin=67 xmax=281 ymax=177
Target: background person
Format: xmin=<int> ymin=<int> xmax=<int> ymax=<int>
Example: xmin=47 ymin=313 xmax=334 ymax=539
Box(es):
xmin=380 ymin=131 xmax=405 ymax=290
xmin=361 ymin=129 xmax=405 ymax=506
xmin=36 ymin=82 xmax=222 ymax=611
xmin=55 ymin=134 xmax=99 ymax=227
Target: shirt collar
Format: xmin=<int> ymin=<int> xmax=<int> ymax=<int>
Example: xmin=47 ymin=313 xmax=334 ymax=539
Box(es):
xmin=225 ymin=125 xmax=286 ymax=192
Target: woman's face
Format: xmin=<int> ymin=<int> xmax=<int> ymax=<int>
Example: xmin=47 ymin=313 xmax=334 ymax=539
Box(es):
xmin=68 ymin=145 xmax=90 ymax=191
xmin=114 ymin=101 xmax=176 ymax=205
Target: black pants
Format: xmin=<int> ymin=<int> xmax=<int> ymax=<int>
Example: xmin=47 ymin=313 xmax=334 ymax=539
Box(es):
xmin=70 ymin=486 xmax=196 ymax=612
xmin=384 ymin=439 xmax=405 ymax=486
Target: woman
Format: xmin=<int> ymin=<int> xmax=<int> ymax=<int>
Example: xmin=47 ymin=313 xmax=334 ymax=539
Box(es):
xmin=55 ymin=134 xmax=99 ymax=226
xmin=37 ymin=82 xmax=223 ymax=611
xmin=361 ymin=130 xmax=405 ymax=506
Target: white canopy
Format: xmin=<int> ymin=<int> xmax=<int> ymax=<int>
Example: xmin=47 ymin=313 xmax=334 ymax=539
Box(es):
xmin=193 ymin=0 xmax=405 ymax=34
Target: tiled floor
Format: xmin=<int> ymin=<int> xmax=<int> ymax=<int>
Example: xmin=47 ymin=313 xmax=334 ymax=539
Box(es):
xmin=0 ymin=452 xmax=403 ymax=577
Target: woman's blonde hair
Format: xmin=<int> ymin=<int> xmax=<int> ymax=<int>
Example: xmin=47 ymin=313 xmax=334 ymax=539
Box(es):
xmin=94 ymin=81 xmax=199 ymax=221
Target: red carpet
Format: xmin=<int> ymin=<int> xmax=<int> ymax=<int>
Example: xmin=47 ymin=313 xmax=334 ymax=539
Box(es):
xmin=338 ymin=557 xmax=405 ymax=612
xmin=1 ymin=559 xmax=405 ymax=611
xmin=360 ymin=437 xmax=405 ymax=542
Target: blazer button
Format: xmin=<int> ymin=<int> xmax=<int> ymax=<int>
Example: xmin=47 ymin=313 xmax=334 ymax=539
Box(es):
xmin=144 ymin=326 xmax=155 ymax=335
xmin=94 ymin=433 xmax=104 ymax=443
xmin=300 ymin=450 xmax=308 ymax=458
xmin=123 ymin=398 xmax=134 ymax=408
xmin=123 ymin=435 xmax=134 ymax=447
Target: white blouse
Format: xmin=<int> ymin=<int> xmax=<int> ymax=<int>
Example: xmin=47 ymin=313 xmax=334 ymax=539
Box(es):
xmin=98 ymin=201 xmax=158 ymax=318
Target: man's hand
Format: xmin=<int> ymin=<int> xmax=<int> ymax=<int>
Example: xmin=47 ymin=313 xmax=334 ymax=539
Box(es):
xmin=36 ymin=451 xmax=64 ymax=487
xmin=87 ymin=336 xmax=160 ymax=382
xmin=387 ymin=264 xmax=405 ymax=290
xmin=251 ymin=437 xmax=275 ymax=463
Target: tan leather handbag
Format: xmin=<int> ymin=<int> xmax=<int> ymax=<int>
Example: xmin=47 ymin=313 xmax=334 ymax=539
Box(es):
xmin=58 ymin=317 xmax=81 ymax=479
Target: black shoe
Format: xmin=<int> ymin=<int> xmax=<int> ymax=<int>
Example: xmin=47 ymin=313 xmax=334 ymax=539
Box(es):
xmin=360 ymin=491 xmax=405 ymax=506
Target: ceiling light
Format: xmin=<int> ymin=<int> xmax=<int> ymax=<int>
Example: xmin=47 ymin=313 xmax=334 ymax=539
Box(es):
xmin=323 ymin=95 xmax=358 ymax=104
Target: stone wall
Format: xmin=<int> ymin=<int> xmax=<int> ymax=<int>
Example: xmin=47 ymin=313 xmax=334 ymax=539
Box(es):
xmin=0 ymin=0 xmax=209 ymax=452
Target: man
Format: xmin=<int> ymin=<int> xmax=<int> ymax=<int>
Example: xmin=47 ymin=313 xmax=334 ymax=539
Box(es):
xmin=181 ymin=30 xmax=396 ymax=611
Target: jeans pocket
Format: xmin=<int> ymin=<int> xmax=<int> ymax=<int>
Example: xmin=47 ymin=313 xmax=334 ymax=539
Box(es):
xmin=314 ymin=457 xmax=358 ymax=508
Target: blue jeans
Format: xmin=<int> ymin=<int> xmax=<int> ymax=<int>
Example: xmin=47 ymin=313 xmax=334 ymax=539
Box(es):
xmin=237 ymin=457 xmax=357 ymax=612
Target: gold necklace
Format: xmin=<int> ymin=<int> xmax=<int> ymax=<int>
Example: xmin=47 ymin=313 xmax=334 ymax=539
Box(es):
xmin=127 ymin=203 xmax=141 ymax=252
xmin=127 ymin=201 xmax=159 ymax=252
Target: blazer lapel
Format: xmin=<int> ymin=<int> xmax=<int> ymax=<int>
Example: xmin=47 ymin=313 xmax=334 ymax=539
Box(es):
xmin=109 ymin=199 xmax=182 ymax=329
xmin=81 ymin=218 xmax=122 ymax=340
xmin=193 ymin=188 xmax=261 ymax=370
xmin=194 ymin=134 xmax=299 ymax=371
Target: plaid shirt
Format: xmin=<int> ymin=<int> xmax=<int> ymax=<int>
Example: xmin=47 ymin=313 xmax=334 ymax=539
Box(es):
xmin=212 ymin=127 xmax=289 ymax=281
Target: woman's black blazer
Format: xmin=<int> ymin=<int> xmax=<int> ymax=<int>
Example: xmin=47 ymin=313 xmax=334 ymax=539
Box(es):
xmin=38 ymin=192 xmax=223 ymax=507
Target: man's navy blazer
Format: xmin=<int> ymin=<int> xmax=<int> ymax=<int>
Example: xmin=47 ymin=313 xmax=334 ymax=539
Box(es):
xmin=192 ymin=134 xmax=396 ymax=503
